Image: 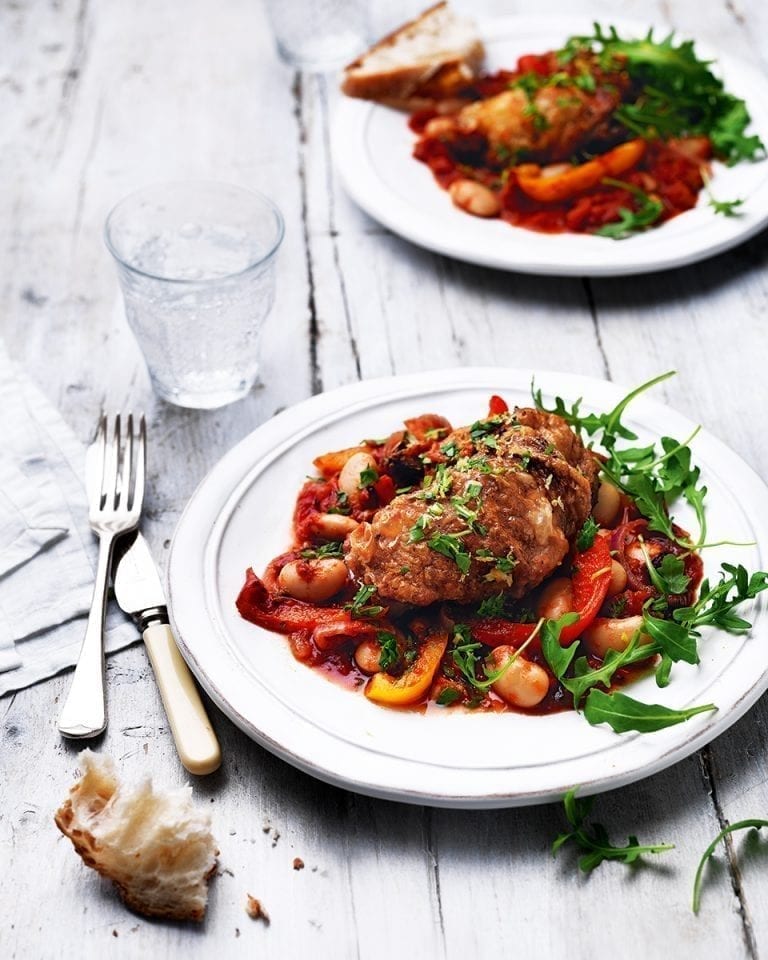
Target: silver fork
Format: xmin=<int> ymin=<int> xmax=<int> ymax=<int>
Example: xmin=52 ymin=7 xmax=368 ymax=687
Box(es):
xmin=58 ymin=413 xmax=146 ymax=738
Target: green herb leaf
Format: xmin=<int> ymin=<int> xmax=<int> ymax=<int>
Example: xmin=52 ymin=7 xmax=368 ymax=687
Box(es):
xmin=358 ymin=466 xmax=379 ymax=489
xmin=428 ymin=531 xmax=473 ymax=574
xmin=561 ymin=25 xmax=765 ymax=164
xmin=300 ymin=541 xmax=344 ymax=559
xmin=709 ymin=195 xmax=745 ymax=217
xmin=377 ymin=631 xmax=399 ymax=671
xmin=594 ymin=179 xmax=664 ymax=239
xmin=344 ymin=584 xmax=385 ymax=620
xmin=327 ymin=490 xmax=351 ymax=515
xmin=477 ymin=593 xmax=507 ymax=618
xmin=540 ymin=613 xmax=581 ymax=680
xmin=576 ymin=516 xmax=600 ymax=551
xmin=553 ymin=787 xmax=674 ymax=872
xmin=563 ymin=631 xmax=648 ymax=706
xmin=693 ymin=819 xmax=768 ymax=914
xmin=584 ymin=689 xmax=716 ymax=733
xmin=436 ymin=687 xmax=462 ymax=706
xmin=642 ymin=607 xmax=699 ymax=664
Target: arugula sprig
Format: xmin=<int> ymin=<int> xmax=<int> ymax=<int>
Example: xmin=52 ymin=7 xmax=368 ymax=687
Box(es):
xmin=533 ymin=371 xmax=712 ymax=548
xmin=693 ymin=819 xmax=768 ymax=914
xmin=594 ymin=178 xmax=664 ymax=239
xmin=540 ymin=563 xmax=768 ymax=730
xmin=450 ymin=619 xmax=545 ymax=692
xmin=559 ymin=24 xmax=765 ymax=164
xmin=553 ymin=788 xmax=674 ymax=872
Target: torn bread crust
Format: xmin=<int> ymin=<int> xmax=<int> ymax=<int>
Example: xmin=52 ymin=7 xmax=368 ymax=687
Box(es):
xmin=341 ymin=1 xmax=485 ymax=110
xmin=55 ymin=750 xmax=218 ymax=923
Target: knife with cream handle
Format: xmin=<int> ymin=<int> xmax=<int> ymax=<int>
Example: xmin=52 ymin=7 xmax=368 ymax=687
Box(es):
xmin=113 ymin=531 xmax=221 ymax=775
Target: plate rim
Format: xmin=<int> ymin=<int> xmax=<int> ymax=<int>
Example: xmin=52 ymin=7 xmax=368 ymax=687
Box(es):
xmin=167 ymin=367 xmax=768 ymax=808
xmin=332 ymin=14 xmax=768 ymax=277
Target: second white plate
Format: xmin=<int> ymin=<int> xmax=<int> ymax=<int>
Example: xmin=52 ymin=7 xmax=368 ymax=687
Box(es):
xmin=333 ymin=16 xmax=768 ymax=276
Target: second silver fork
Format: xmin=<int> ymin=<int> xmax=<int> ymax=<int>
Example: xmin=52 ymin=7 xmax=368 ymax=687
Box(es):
xmin=58 ymin=413 xmax=146 ymax=738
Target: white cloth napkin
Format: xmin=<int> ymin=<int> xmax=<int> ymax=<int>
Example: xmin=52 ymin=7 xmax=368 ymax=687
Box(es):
xmin=0 ymin=343 xmax=137 ymax=695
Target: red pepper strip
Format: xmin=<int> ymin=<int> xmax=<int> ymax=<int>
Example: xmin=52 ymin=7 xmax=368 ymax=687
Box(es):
xmin=470 ymin=619 xmax=537 ymax=648
xmin=470 ymin=534 xmax=612 ymax=649
xmin=488 ymin=394 xmax=509 ymax=416
xmin=374 ymin=474 xmax=396 ymax=505
xmin=237 ymin=569 xmax=355 ymax=635
xmin=558 ymin=533 xmax=613 ymax=644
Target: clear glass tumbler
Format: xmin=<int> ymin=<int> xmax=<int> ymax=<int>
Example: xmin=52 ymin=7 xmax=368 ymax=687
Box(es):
xmin=105 ymin=181 xmax=284 ymax=409
xmin=264 ymin=0 xmax=368 ymax=71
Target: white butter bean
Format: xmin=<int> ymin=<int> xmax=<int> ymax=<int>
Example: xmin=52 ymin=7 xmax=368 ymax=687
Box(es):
xmin=278 ymin=557 xmax=348 ymax=602
xmin=582 ymin=615 xmax=651 ymax=658
xmin=593 ymin=481 xmax=621 ymax=526
xmin=313 ymin=513 xmax=359 ymax=539
xmin=487 ymin=646 xmax=549 ymax=708
xmin=448 ymin=179 xmax=502 ymax=218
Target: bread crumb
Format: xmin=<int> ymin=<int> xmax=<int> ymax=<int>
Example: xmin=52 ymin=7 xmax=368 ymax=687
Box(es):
xmin=112 ymin=930 xmax=118 ymax=938
xmin=246 ymin=895 xmax=270 ymax=924
xmin=293 ymin=858 xmax=305 ymax=871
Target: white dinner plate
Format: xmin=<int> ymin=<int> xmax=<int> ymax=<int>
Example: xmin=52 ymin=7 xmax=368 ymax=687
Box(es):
xmin=167 ymin=369 xmax=768 ymax=807
xmin=333 ymin=16 xmax=768 ymax=276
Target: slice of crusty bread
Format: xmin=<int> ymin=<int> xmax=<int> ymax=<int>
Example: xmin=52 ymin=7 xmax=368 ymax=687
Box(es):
xmin=342 ymin=2 xmax=485 ymax=111
xmin=55 ymin=750 xmax=218 ymax=922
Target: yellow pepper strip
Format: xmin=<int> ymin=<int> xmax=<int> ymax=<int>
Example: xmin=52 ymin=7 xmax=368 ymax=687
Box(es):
xmin=365 ymin=631 xmax=448 ymax=706
xmin=516 ymin=139 xmax=647 ymax=204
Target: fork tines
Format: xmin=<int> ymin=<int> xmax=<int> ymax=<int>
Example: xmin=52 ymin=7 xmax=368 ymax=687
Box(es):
xmin=94 ymin=413 xmax=146 ymax=517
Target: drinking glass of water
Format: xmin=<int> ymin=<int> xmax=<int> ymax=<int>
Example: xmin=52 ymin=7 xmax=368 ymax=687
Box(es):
xmin=105 ymin=181 xmax=284 ymax=409
xmin=264 ymin=0 xmax=368 ymax=71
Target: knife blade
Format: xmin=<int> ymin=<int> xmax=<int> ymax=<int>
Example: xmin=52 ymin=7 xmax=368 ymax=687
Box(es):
xmin=113 ymin=531 xmax=221 ymax=775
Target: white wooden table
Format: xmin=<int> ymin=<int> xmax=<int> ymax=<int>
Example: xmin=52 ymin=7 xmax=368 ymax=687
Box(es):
xmin=3 ymin=1 xmax=768 ymax=957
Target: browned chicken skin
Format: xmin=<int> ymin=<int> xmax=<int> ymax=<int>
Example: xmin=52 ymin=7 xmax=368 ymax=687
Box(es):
xmin=454 ymin=84 xmax=621 ymax=161
xmin=345 ymin=408 xmax=598 ymax=606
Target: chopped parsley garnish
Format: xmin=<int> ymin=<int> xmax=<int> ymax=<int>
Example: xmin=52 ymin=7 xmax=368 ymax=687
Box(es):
xmin=327 ymin=490 xmax=351 ymax=515
xmin=358 ymin=466 xmax=379 ymax=489
xmin=473 ymin=548 xmax=517 ymax=581
xmin=376 ymin=631 xmax=399 ymax=671
xmin=428 ymin=530 xmax=473 ymax=574
xmin=436 ymin=687 xmax=462 ymax=706
xmin=708 ymin=195 xmax=745 ymax=217
xmin=440 ymin=440 xmax=459 ymax=459
xmin=470 ymin=416 xmax=505 ymax=445
xmin=576 ymin=517 xmax=600 ymax=551
xmin=450 ymin=480 xmax=486 ymax=534
xmin=455 ymin=455 xmax=495 ymax=474
xmin=409 ymin=514 xmax=432 ymax=543
xmin=572 ymin=72 xmax=596 ymax=93
xmin=417 ymin=464 xmax=453 ymax=502
xmin=477 ymin=594 xmax=506 ymax=618
xmin=300 ymin=541 xmax=344 ymax=560
xmin=344 ymin=584 xmax=384 ymax=619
